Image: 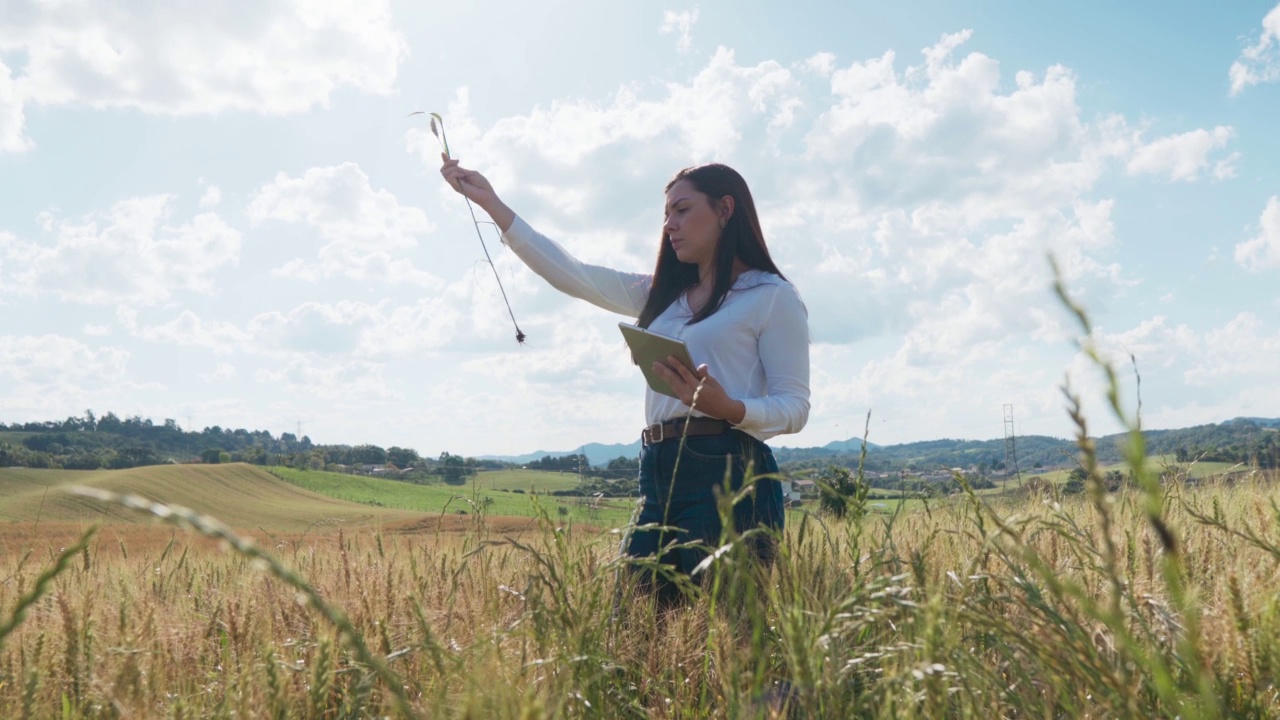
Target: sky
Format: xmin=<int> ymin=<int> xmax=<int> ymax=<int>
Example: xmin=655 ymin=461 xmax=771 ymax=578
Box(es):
xmin=2 ymin=1 xmax=1279 ymax=459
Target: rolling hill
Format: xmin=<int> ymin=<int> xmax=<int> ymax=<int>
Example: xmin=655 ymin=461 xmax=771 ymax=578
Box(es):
xmin=0 ymin=463 xmax=427 ymax=531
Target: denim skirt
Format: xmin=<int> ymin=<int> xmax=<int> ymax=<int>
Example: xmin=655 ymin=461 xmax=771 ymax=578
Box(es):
xmin=627 ymin=429 xmax=785 ymax=577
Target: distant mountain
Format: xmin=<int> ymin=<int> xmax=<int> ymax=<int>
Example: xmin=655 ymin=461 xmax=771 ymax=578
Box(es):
xmin=767 ymin=435 xmax=1072 ymax=471
xmin=1232 ymin=417 xmax=1280 ymax=428
xmin=486 ymin=436 xmax=884 ymax=468
xmin=481 ymin=440 xmax=643 ymax=468
xmin=819 ymin=437 xmax=882 ymax=453
xmin=488 ymin=417 xmax=1280 ymax=470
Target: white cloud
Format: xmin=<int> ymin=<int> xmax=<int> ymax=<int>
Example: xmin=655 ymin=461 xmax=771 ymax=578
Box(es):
xmin=106 ymin=276 xmax=520 ymax=386
xmin=247 ymin=301 xmax=385 ymax=356
xmin=242 ymin=270 xmax=539 ymax=360
xmin=354 ymin=295 xmax=468 ymax=357
xmin=660 ymin=9 xmax=700 ymax=53
xmin=199 ymin=185 xmax=223 ymax=209
xmin=0 ymin=60 xmax=31 ymax=152
xmin=0 ymin=334 xmax=128 ymax=385
xmin=805 ymin=41 xmax=1114 ymax=215
xmin=1229 ymin=3 xmax=1280 ymax=96
xmin=0 ymin=196 xmax=241 ymax=305
xmin=122 ymin=309 xmax=251 ymax=356
xmin=201 ymin=362 xmax=237 ymax=383
xmin=1235 ymin=196 xmax=1280 ymax=271
xmin=1186 ymin=312 xmax=1280 ymax=385
xmin=407 ymin=48 xmax=802 ymax=172
xmin=248 ymin=162 xmax=439 ymax=286
xmin=1126 ymin=126 xmax=1235 ymax=182
xmin=1056 ymin=311 xmax=1280 ymax=435
xmin=255 ymin=358 xmax=397 ymax=401
xmin=0 ymin=334 xmax=144 ymax=419
xmin=1213 ymin=152 xmax=1242 ymax=180
xmin=803 ymin=52 xmax=838 ymax=77
xmin=764 ymin=35 xmax=1138 ymax=350
xmin=0 ymin=0 xmax=407 ymax=150
xmin=892 ymin=201 xmax=1123 ymax=364
xmin=1098 ymin=315 xmax=1199 ymax=370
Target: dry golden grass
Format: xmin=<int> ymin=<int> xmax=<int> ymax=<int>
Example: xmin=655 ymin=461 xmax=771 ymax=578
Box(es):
xmin=0 ymin=471 xmax=1278 ymax=719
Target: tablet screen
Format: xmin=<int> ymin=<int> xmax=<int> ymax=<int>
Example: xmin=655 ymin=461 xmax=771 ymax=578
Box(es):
xmin=618 ymin=322 xmax=697 ymax=399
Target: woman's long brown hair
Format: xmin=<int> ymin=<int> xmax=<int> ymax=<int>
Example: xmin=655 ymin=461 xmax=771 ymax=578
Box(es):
xmin=636 ymin=163 xmax=786 ymax=328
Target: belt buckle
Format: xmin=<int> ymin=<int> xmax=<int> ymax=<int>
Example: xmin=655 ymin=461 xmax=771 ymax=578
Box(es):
xmin=650 ymin=423 xmax=664 ymax=444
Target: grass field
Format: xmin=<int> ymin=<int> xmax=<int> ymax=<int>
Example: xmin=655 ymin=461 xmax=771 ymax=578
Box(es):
xmin=4 ymin=434 xmax=1279 ymax=716
xmin=469 ymin=468 xmax=585 ymax=492
xmin=0 ymin=463 xmax=428 ymax=531
xmin=267 ymin=466 xmax=636 ymax=527
xmin=0 ymin=463 xmax=637 ymax=532
xmin=1024 ymin=456 xmax=1247 ymax=486
xmin=3 ymin=464 xmax=1279 ymax=717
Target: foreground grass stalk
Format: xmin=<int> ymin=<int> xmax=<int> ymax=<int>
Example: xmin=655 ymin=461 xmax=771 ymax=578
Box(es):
xmin=67 ymin=488 xmax=419 ymax=719
xmin=1052 ymin=257 xmax=1220 ymax=719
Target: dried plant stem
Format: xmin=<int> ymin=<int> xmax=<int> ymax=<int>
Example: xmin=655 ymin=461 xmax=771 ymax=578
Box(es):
xmin=462 ymin=194 xmax=525 ymax=343
xmin=415 ymin=110 xmax=525 ymax=344
xmin=1050 ymin=255 xmax=1218 ymax=718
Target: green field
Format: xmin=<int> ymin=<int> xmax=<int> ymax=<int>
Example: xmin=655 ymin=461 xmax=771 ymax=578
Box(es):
xmin=267 ymin=467 xmax=635 ymax=526
xmin=468 ymin=468 xmax=584 ymax=492
xmin=1024 ymin=456 xmax=1248 ymax=486
xmin=0 ymin=463 xmax=638 ymax=531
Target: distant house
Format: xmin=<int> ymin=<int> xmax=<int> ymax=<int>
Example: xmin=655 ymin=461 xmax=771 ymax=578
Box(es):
xmin=783 ymin=479 xmax=815 ymax=502
xmin=780 ymin=479 xmax=794 ymax=501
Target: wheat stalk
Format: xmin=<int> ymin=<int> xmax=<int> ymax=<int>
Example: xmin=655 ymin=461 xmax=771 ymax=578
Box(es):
xmin=67 ymin=488 xmax=420 ymax=719
xmin=0 ymin=526 xmax=97 ymax=648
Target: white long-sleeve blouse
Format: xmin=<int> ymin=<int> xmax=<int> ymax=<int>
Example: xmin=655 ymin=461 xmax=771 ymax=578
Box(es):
xmin=502 ymin=215 xmax=810 ymax=443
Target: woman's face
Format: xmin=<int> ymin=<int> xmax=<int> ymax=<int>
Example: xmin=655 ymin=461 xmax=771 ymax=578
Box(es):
xmin=663 ymin=179 xmax=724 ymax=268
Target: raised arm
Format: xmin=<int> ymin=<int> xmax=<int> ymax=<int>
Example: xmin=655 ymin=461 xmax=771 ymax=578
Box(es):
xmin=441 ymin=156 xmax=650 ymax=316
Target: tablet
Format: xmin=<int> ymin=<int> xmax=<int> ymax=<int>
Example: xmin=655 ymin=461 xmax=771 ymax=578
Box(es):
xmin=618 ymin=322 xmax=697 ymax=399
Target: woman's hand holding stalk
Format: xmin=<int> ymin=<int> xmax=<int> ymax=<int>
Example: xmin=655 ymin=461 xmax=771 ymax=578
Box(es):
xmin=439 ymin=157 xmax=515 ymax=233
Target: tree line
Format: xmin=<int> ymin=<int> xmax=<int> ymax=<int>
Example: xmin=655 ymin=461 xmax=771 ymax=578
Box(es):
xmin=0 ymin=411 xmax=537 ymax=490
xmin=774 ymin=419 xmax=1280 ymax=473
xmin=4 ymin=411 xmax=1274 ymax=477
xmin=0 ymin=411 xmax=427 ymax=473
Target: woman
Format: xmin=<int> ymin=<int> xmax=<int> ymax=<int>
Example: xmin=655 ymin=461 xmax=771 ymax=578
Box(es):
xmin=440 ymin=156 xmax=810 ymax=602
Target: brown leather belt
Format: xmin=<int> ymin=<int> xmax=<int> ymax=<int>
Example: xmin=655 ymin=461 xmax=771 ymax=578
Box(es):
xmin=642 ymin=417 xmax=731 ymax=445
